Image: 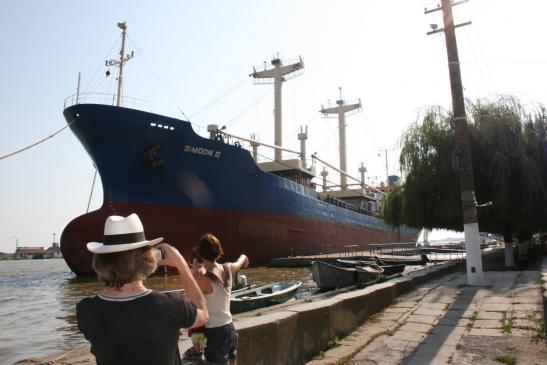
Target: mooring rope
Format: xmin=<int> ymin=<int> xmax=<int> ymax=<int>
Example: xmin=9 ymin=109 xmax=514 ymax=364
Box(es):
xmin=0 ymin=120 xmax=75 ymax=161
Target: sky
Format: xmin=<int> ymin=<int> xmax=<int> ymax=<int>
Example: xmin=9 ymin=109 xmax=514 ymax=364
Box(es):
xmin=1 ymin=0 xmax=546 ymax=253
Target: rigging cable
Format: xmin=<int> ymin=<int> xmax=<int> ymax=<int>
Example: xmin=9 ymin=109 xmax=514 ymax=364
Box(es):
xmin=127 ymin=34 xmax=192 ymax=122
xmin=83 ymin=35 xmax=121 ymax=95
xmin=86 ymin=166 xmax=98 ymax=213
xmin=224 ymin=88 xmax=273 ymax=128
xmin=189 ymin=77 xmax=249 ymax=119
xmin=1 ymin=35 xmax=122 ymax=161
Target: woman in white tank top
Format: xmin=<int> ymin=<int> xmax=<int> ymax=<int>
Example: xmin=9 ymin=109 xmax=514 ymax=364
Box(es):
xmin=192 ymin=233 xmax=249 ymax=365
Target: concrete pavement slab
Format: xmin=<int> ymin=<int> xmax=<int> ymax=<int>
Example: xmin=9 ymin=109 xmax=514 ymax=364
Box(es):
xmin=406 ymin=314 xmax=438 ymax=325
xmin=481 ymin=303 xmax=511 ymax=312
xmin=482 ymin=296 xmax=513 ymax=304
xmin=473 ymin=319 xmax=503 ymax=329
xmin=467 ymin=328 xmax=504 ymax=336
xmin=513 ymin=303 xmax=542 ymax=312
xmin=477 ymin=311 xmax=504 ymax=320
xmin=398 ymin=322 xmax=432 ymax=333
xmin=413 ymin=308 xmax=445 ymax=317
xmin=419 ymin=302 xmax=450 ymax=310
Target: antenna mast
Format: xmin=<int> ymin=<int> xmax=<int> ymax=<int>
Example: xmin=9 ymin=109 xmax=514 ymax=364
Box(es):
xmin=106 ymin=21 xmax=134 ymax=107
xmin=320 ymin=89 xmax=362 ymax=190
xmin=251 ymin=55 xmax=304 ymax=162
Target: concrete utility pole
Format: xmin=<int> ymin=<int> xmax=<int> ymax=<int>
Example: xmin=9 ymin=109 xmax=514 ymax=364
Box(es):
xmin=251 ymin=56 xmax=304 ymax=162
xmin=426 ymin=0 xmax=483 ymax=285
xmin=378 ymin=148 xmax=392 ymax=186
xmin=106 ymin=21 xmax=134 ymax=107
xmin=320 ymin=89 xmax=362 ymax=190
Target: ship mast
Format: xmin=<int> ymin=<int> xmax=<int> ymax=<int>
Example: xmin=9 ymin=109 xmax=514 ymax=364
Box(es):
xmin=320 ymin=88 xmax=362 ymax=190
xmin=106 ymin=21 xmax=134 ymax=107
xmin=251 ymin=55 xmax=304 ymax=162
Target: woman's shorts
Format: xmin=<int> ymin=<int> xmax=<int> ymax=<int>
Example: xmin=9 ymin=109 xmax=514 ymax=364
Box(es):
xmin=204 ymin=322 xmax=237 ymax=365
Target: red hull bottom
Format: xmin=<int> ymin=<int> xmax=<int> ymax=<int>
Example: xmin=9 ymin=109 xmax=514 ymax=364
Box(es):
xmin=61 ymin=204 xmax=416 ymax=275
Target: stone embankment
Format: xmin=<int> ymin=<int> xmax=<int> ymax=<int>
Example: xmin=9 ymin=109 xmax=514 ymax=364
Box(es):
xmin=20 ymin=248 xmax=546 ymax=365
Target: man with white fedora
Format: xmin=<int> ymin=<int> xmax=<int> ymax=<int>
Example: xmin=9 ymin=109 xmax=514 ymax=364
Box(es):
xmin=76 ymin=213 xmax=208 ymax=365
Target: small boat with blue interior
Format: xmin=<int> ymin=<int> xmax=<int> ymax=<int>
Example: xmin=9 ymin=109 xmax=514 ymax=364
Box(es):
xmin=230 ymin=281 xmax=302 ymax=314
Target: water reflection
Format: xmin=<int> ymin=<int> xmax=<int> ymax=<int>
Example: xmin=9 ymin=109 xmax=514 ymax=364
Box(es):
xmin=0 ymin=259 xmax=314 ymax=364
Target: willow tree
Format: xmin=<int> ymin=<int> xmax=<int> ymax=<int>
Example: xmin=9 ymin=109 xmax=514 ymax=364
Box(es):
xmin=382 ymin=97 xmax=547 ymax=267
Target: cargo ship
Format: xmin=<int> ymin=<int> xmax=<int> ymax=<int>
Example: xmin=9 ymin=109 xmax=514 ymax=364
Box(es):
xmin=60 ymin=22 xmax=419 ymax=275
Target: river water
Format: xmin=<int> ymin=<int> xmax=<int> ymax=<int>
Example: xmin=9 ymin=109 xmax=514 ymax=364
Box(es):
xmin=0 ymin=259 xmax=314 ymax=365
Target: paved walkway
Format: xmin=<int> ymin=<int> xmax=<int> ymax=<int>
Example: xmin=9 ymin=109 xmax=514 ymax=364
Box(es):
xmin=308 ymin=270 xmax=547 ymax=365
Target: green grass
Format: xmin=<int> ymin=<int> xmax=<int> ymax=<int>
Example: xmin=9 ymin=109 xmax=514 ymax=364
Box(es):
xmin=328 ymin=336 xmax=342 ymax=348
xmin=502 ymin=315 xmax=513 ymax=334
xmin=466 ymin=312 xmax=478 ymax=330
xmin=494 ymin=355 xmax=516 ymax=365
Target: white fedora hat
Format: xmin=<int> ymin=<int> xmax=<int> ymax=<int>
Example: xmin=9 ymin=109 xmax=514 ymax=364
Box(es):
xmin=87 ymin=213 xmax=163 ymax=254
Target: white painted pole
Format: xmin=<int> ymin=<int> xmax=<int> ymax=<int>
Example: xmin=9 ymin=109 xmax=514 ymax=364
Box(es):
xmin=298 ymin=126 xmax=308 ymax=168
xmin=464 ymin=222 xmax=484 ymax=285
xmin=338 ymin=102 xmax=348 ymax=189
xmin=321 ymin=167 xmax=328 ymax=192
xmin=274 ymin=75 xmax=282 ymax=161
xmin=76 ymin=72 xmax=81 ymax=104
xmin=359 ymin=163 xmax=366 ymax=188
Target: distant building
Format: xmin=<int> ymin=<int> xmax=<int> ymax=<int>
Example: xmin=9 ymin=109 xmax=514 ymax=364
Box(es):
xmin=0 ymin=251 xmax=14 ymax=259
xmin=15 ymin=247 xmax=45 ymax=259
xmin=45 ymin=242 xmax=62 ymax=259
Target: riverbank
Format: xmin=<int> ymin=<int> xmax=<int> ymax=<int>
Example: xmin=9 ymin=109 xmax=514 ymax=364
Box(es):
xmin=17 ymin=248 xmax=546 ymax=365
xmin=308 ymin=255 xmax=547 ymax=365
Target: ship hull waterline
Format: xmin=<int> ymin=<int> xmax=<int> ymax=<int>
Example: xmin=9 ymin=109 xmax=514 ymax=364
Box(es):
xmin=61 ymin=204 xmax=416 ymax=275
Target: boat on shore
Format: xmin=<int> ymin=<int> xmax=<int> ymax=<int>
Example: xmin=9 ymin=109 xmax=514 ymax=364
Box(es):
xmin=230 ymin=281 xmax=302 ymax=314
xmin=311 ymin=260 xmax=383 ymax=290
xmin=336 ymin=259 xmax=406 ymax=276
xmin=60 ymin=22 xmax=420 ymax=275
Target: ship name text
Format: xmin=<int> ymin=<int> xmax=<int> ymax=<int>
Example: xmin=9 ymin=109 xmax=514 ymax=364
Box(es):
xmin=184 ymin=145 xmax=221 ymax=158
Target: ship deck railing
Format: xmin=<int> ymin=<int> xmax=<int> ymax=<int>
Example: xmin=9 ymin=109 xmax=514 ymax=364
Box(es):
xmin=317 ymin=193 xmax=379 ymax=217
xmin=288 ymin=242 xmax=471 ymax=262
xmin=63 ymin=93 xmax=151 ymax=111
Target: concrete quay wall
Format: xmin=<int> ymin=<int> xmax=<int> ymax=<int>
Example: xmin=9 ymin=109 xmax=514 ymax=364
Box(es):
xmin=235 ymin=260 xmax=463 ymax=365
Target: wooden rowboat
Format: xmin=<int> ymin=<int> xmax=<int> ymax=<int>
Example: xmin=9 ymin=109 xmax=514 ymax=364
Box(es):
xmin=311 ymin=260 xmax=383 ymax=290
xmin=230 ymin=281 xmax=302 ymax=314
xmin=336 ymin=259 xmax=406 ymax=276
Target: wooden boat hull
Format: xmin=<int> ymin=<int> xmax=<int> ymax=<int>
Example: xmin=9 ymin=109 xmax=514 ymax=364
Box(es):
xmin=336 ymin=259 xmax=406 ymax=276
xmin=311 ymin=260 xmax=383 ymax=290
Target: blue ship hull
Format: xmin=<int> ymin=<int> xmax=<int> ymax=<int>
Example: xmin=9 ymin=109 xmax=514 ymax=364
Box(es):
xmin=60 ymin=104 xmax=419 ymax=275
